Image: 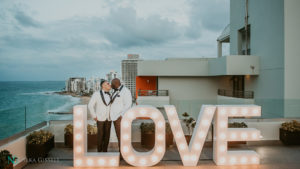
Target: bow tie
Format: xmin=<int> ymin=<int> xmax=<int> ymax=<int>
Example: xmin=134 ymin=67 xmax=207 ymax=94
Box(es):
xmin=104 ymin=91 xmax=110 ymax=95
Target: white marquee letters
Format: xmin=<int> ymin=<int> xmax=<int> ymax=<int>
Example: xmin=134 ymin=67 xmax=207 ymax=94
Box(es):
xmin=121 ymin=106 xmax=166 ymax=166
xmin=73 ymin=104 xmax=261 ymax=167
xmin=73 ymin=105 xmax=120 ymax=167
xmin=164 ymin=105 xmax=216 ymax=166
xmin=213 ymin=105 xmax=261 ymax=165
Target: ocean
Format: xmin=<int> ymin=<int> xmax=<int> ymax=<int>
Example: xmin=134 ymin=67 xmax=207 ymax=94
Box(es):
xmin=0 ymin=81 xmax=81 ymax=140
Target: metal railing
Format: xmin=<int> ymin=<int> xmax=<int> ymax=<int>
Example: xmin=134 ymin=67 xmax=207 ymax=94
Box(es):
xmin=218 ymin=89 xmax=254 ymax=99
xmin=138 ymin=90 xmax=169 ymax=96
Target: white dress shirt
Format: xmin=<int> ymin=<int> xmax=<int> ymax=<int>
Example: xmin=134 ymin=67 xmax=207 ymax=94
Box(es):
xmin=102 ymin=90 xmax=111 ymax=105
xmin=110 ymin=85 xmax=132 ymax=121
xmin=88 ymin=90 xmax=111 ymax=121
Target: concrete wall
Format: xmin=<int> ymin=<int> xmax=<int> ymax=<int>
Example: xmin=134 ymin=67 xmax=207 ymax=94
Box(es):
xmin=139 ymin=56 xmax=259 ymax=77
xmin=217 ymin=95 xmax=254 ymax=105
xmin=136 ymin=96 xmax=170 ymax=108
xmin=284 ymin=0 xmax=300 ymax=117
xmin=138 ymin=58 xmax=210 ymax=76
xmin=226 ymin=55 xmax=259 ymax=75
xmin=157 ymin=77 xmax=219 ymax=119
xmin=230 ymin=0 xmax=285 ymax=118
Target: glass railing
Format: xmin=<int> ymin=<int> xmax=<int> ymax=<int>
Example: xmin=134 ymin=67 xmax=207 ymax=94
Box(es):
xmin=218 ymin=89 xmax=254 ymax=99
xmin=0 ymin=103 xmax=74 ymax=141
xmin=138 ymin=90 xmax=169 ymax=96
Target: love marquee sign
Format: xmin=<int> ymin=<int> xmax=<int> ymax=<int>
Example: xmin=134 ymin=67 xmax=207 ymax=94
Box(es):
xmin=73 ymin=104 xmax=261 ymax=167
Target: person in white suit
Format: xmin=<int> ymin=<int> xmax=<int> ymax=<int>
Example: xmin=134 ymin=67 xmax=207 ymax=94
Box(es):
xmin=88 ymin=80 xmax=112 ymax=152
xmin=110 ymin=78 xmax=132 ymax=158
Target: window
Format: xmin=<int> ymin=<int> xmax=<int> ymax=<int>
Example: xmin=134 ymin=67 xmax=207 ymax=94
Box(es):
xmin=238 ymin=25 xmax=251 ymax=55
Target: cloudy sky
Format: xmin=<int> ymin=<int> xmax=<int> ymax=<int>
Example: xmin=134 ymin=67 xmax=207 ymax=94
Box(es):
xmin=0 ymin=0 xmax=229 ymax=81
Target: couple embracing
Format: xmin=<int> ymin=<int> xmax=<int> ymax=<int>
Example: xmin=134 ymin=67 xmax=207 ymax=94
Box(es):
xmin=88 ymin=78 xmax=132 ymax=158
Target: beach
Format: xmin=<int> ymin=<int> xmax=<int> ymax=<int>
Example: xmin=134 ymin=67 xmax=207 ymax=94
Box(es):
xmin=54 ymin=91 xmax=93 ymax=119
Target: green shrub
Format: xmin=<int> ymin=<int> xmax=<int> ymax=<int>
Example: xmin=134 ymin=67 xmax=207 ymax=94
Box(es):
xmin=26 ymin=130 xmax=53 ymax=145
xmin=281 ymin=120 xmax=300 ymax=132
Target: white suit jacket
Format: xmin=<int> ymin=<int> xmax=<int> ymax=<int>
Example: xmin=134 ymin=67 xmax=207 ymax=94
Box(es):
xmin=88 ymin=90 xmax=111 ymax=121
xmin=110 ymin=85 xmax=132 ymax=121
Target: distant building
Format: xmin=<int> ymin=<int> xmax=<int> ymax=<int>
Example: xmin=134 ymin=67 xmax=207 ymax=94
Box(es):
xmin=106 ymin=70 xmax=118 ymax=83
xmin=86 ymin=77 xmax=102 ymax=93
xmin=122 ymin=54 xmax=142 ymax=100
xmin=65 ymin=77 xmax=86 ymax=94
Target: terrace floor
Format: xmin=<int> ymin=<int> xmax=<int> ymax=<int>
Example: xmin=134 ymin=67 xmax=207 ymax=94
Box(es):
xmin=23 ymin=142 xmax=300 ymax=169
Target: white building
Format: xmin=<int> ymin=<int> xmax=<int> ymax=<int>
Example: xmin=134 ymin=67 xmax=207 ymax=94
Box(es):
xmin=106 ymin=70 xmax=118 ymax=83
xmin=65 ymin=77 xmax=86 ymax=94
xmin=85 ymin=77 xmax=102 ymax=93
xmin=121 ymin=54 xmax=142 ymax=100
xmin=136 ymin=0 xmax=300 ymax=119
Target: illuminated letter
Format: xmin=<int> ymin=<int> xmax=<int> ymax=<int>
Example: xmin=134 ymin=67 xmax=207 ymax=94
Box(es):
xmin=213 ymin=105 xmax=261 ymax=165
xmin=121 ymin=106 xmax=166 ymax=166
xmin=73 ymin=105 xmax=119 ymax=167
xmin=164 ymin=105 xmax=216 ymax=166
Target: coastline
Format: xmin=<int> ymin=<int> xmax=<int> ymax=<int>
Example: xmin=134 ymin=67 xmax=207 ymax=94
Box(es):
xmin=52 ymin=91 xmax=91 ymax=114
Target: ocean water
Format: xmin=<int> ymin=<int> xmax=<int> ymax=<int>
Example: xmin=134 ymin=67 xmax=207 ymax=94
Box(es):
xmin=0 ymin=81 xmax=80 ymax=140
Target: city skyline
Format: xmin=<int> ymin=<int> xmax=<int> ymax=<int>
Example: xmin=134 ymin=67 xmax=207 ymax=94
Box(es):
xmin=0 ymin=0 xmax=229 ymax=81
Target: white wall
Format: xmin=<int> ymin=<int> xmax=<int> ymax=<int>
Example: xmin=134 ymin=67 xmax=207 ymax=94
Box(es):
xmin=217 ymin=95 xmax=254 ymax=105
xmin=284 ymin=0 xmax=300 ymax=117
xmin=158 ymin=77 xmax=219 ymax=119
xmin=136 ymin=96 xmax=170 ymax=108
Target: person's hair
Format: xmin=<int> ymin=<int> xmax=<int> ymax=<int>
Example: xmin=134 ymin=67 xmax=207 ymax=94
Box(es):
xmin=100 ymin=80 xmax=107 ymax=88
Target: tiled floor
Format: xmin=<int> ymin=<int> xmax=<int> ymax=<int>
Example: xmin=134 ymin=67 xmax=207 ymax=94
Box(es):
xmin=23 ymin=143 xmax=300 ymax=169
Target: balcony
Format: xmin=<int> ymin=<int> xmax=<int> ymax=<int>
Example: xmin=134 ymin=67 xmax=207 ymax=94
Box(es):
xmin=138 ymin=90 xmax=169 ymax=96
xmin=137 ymin=55 xmax=260 ymax=77
xmin=217 ymin=89 xmax=254 ymax=105
xmin=218 ymin=89 xmax=254 ymax=99
xmin=136 ymin=90 xmax=170 ymax=108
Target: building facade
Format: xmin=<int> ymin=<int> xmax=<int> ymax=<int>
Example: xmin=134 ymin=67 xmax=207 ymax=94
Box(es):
xmin=122 ymin=54 xmax=142 ymax=100
xmin=65 ymin=77 xmax=86 ymax=94
xmin=136 ymin=0 xmax=300 ymax=119
xmin=106 ymin=70 xmax=118 ymax=83
xmin=228 ymin=0 xmax=300 ymax=118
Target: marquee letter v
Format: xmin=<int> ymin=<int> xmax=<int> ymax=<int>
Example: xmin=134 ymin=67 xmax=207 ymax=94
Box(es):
xmin=164 ymin=105 xmax=216 ymax=166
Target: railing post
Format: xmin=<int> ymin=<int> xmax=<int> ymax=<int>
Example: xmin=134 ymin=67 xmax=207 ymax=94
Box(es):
xmin=25 ymin=106 xmax=27 ymax=130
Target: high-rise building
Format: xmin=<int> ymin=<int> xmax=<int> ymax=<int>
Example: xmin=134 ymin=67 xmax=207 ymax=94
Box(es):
xmin=121 ymin=54 xmax=142 ymax=100
xmin=65 ymin=77 xmax=86 ymax=94
xmin=106 ymin=70 xmax=118 ymax=83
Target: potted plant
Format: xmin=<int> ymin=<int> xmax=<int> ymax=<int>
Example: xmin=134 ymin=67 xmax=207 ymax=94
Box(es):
xmin=0 ymin=150 xmax=17 ymax=169
xmin=165 ymin=122 xmax=174 ymax=147
xmin=280 ymin=120 xmax=300 ymax=145
xmin=182 ymin=112 xmax=196 ymax=144
xmin=64 ymin=124 xmax=73 ymax=148
xmin=228 ymin=122 xmax=248 ymax=147
xmin=140 ymin=122 xmax=174 ymax=149
xmin=26 ymin=130 xmax=54 ymax=160
xmin=87 ymin=124 xmax=98 ymax=149
xmin=140 ymin=122 xmax=155 ymax=149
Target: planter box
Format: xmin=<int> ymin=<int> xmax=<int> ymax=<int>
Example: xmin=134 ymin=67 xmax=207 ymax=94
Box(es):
xmin=141 ymin=133 xmax=174 ymax=149
xmin=280 ymin=128 xmax=300 ymax=145
xmin=228 ymin=141 xmax=247 ymax=147
xmin=64 ymin=134 xmax=97 ymax=149
xmin=26 ymin=136 xmax=55 ymax=161
xmin=185 ymin=135 xmax=191 ymax=145
xmin=64 ymin=133 xmax=73 ymax=148
xmin=166 ymin=133 xmax=174 ymax=147
xmin=88 ymin=134 xmax=97 ymax=149
xmin=141 ymin=133 xmax=155 ymax=149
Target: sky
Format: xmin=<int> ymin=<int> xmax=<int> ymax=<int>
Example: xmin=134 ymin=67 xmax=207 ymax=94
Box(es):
xmin=0 ymin=0 xmax=229 ymax=81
